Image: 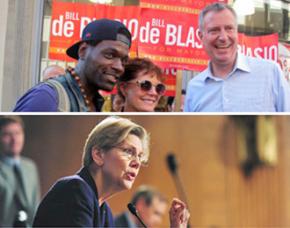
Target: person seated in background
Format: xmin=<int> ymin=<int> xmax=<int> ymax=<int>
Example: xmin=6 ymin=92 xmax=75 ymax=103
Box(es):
xmin=114 ymin=185 xmax=168 ymax=227
xmin=33 ymin=116 xmax=189 ymax=227
xmin=117 ymin=58 xmax=166 ymax=112
xmin=42 ymin=65 xmax=65 ymax=81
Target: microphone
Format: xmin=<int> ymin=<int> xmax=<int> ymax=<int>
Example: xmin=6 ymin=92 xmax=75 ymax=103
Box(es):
xmin=166 ymin=153 xmax=188 ymax=204
xmin=166 ymin=153 xmax=191 ymax=227
xmin=167 ymin=153 xmax=177 ymax=174
xmin=127 ymin=203 xmax=147 ymax=228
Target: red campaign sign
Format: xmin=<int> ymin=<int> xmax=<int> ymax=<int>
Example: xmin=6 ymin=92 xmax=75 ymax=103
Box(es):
xmin=138 ymin=8 xmax=279 ymax=71
xmin=49 ymin=1 xmax=105 ymax=62
xmin=49 ymin=1 xmax=139 ymax=61
xmin=238 ymin=33 xmax=279 ymax=62
xmin=49 ymin=1 xmax=279 ymax=72
xmin=138 ymin=8 xmax=207 ymax=72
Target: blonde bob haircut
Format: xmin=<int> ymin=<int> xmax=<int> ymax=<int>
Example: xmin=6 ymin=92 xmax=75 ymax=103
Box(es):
xmin=82 ymin=116 xmax=150 ymax=167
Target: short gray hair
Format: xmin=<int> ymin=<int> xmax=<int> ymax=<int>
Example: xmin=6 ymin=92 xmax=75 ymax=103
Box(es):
xmin=82 ymin=116 xmax=150 ymax=167
xmin=198 ymin=3 xmax=237 ymax=31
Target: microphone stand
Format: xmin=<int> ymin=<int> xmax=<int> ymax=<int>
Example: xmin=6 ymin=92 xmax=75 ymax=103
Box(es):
xmin=127 ymin=203 xmax=147 ymax=228
xmin=171 ymin=169 xmax=190 ymax=209
xmin=166 ymin=153 xmax=191 ymax=228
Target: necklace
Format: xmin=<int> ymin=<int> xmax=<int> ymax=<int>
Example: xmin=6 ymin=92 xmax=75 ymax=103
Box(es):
xmin=67 ymin=67 xmax=94 ymax=112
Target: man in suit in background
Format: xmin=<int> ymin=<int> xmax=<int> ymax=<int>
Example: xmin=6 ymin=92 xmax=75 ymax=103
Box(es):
xmin=114 ymin=185 xmax=168 ymax=227
xmin=0 ymin=116 xmax=40 ymax=227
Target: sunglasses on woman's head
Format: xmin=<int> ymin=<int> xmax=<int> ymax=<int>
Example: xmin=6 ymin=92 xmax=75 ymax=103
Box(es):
xmin=127 ymin=80 xmax=166 ymax=95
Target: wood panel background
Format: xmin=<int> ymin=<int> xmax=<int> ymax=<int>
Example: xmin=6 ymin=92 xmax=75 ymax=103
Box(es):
xmin=18 ymin=115 xmax=290 ymax=227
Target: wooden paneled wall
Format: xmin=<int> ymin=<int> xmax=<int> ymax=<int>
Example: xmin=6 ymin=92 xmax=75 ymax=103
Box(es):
xmin=20 ymin=115 xmax=290 ymax=227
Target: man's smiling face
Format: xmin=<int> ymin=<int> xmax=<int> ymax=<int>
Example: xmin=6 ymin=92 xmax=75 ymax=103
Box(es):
xmin=199 ymin=8 xmax=238 ymax=69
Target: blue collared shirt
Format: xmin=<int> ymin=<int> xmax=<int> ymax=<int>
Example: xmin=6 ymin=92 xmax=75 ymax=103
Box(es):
xmin=184 ymin=53 xmax=290 ymax=112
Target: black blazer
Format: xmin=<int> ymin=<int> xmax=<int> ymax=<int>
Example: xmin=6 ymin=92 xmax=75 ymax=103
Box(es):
xmin=33 ymin=167 xmax=114 ymax=227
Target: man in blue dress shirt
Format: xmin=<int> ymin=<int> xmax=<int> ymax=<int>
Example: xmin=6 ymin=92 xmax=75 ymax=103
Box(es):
xmin=184 ymin=3 xmax=290 ymax=112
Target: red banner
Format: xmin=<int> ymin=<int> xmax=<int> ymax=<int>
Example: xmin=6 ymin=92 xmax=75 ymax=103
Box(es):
xmin=49 ymin=1 xmax=139 ymax=61
xmin=138 ymin=8 xmax=206 ymax=71
xmin=238 ymin=33 xmax=279 ymax=62
xmin=49 ymin=0 xmax=279 ymax=73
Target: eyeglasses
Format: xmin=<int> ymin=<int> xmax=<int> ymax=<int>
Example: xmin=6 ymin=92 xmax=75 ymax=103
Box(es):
xmin=128 ymin=80 xmax=166 ymax=95
xmin=115 ymin=146 xmax=148 ymax=167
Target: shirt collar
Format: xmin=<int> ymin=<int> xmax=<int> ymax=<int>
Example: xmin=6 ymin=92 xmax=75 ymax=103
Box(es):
xmin=235 ymin=52 xmax=251 ymax=73
xmin=201 ymin=52 xmax=251 ymax=82
xmin=200 ymin=67 xmax=216 ymax=82
xmin=201 ymin=66 xmax=222 ymax=82
xmin=0 ymin=153 xmax=20 ymax=166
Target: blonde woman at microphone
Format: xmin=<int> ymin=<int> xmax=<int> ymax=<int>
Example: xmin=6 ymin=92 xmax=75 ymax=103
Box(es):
xmin=32 ymin=116 xmax=189 ymax=227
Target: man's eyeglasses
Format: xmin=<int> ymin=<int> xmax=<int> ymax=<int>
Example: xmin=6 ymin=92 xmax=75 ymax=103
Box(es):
xmin=128 ymin=80 xmax=166 ymax=95
xmin=115 ymin=146 xmax=148 ymax=167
